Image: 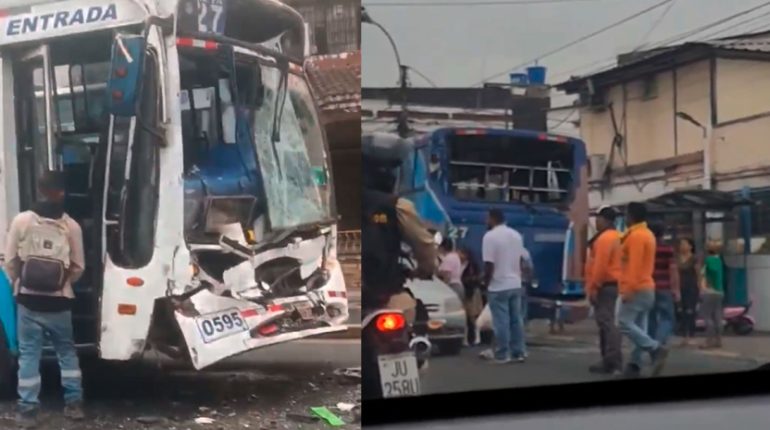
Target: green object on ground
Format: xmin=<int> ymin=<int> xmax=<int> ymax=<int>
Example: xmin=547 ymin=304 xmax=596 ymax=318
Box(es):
xmin=310 ymin=406 xmax=345 ymax=426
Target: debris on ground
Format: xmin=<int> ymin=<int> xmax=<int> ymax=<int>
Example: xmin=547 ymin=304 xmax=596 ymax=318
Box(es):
xmin=333 ymin=367 xmax=361 ymax=385
xmin=310 ymin=407 xmax=346 ymax=426
xmin=336 ymin=403 xmax=355 ymax=412
xmin=286 ymin=413 xmax=320 ymax=424
xmin=0 ymin=364 xmax=360 ymax=429
xmin=136 ymin=415 xmax=164 ymax=424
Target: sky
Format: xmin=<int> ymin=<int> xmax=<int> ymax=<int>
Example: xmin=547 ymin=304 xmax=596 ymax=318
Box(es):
xmin=361 ymin=0 xmax=770 ymax=97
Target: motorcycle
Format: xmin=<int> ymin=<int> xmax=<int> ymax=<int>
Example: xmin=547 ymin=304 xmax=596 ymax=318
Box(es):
xmin=676 ymin=300 xmax=755 ymax=336
xmin=695 ymin=301 xmax=755 ymax=336
xmin=362 ymin=303 xmax=431 ymax=400
xmin=361 ymin=229 xmax=439 ymax=400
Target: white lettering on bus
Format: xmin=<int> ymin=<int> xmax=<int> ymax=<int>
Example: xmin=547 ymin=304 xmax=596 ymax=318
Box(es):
xmin=6 ymin=4 xmax=118 ymax=36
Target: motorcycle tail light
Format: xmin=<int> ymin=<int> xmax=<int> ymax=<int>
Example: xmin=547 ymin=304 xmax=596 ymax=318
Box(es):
xmin=375 ymin=313 xmax=406 ymax=333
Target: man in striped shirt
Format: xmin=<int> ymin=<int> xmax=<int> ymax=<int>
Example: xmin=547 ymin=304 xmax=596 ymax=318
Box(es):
xmin=648 ymin=224 xmax=679 ymax=347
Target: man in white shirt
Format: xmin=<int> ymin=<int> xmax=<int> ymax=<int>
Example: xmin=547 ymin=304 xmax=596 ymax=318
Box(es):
xmin=482 ymin=208 xmax=529 ymax=363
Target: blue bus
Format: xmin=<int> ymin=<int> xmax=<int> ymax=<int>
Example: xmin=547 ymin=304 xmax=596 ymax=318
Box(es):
xmin=397 ymin=127 xmax=590 ymax=319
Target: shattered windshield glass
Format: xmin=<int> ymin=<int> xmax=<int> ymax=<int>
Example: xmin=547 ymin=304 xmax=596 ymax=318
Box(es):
xmin=253 ymin=66 xmax=332 ymax=230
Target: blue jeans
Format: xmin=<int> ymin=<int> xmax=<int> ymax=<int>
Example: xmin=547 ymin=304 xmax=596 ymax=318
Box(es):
xmin=17 ymin=305 xmax=83 ymax=412
xmin=488 ymin=289 xmax=526 ymax=360
xmin=649 ymin=290 xmax=676 ymax=346
xmin=618 ymin=289 xmax=659 ymax=367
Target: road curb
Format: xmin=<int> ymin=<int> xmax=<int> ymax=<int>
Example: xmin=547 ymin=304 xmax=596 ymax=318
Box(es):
xmin=314 ymin=324 xmax=361 ymax=340
xmin=527 ymin=334 xmax=763 ymax=364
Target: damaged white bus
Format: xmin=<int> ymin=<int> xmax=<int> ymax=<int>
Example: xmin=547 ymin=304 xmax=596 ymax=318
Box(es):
xmin=0 ymin=0 xmax=349 ymax=375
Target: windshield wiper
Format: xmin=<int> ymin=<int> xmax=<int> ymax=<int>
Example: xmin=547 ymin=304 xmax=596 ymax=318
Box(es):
xmin=269 ymin=60 xmax=290 ymax=177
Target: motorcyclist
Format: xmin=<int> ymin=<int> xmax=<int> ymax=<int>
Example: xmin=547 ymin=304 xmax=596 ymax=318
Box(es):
xmin=361 ymin=133 xmax=437 ymax=324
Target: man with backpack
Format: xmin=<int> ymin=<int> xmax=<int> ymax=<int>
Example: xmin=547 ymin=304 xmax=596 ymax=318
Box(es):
xmin=5 ymin=171 xmax=86 ymax=427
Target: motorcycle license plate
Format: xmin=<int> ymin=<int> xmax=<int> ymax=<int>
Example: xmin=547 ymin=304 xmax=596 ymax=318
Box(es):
xmin=378 ymin=352 xmax=421 ymax=398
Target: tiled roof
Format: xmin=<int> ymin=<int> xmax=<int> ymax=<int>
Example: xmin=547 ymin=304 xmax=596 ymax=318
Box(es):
xmin=305 ymin=51 xmax=361 ymax=114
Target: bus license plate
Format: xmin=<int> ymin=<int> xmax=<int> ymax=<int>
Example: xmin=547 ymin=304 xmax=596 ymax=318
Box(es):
xmin=378 ymin=352 xmax=420 ymax=398
xmin=195 ymin=308 xmax=249 ymax=344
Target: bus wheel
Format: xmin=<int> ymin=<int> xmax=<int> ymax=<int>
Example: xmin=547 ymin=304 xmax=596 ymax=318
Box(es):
xmin=0 ymin=322 xmax=17 ymax=399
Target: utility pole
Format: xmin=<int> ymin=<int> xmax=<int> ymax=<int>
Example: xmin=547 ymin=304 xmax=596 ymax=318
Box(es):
xmin=362 ymin=7 xmax=410 ymax=137
xmin=397 ymin=64 xmax=410 ymax=137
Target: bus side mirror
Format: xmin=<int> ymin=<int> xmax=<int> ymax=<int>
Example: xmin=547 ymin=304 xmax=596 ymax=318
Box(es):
xmin=106 ymin=35 xmax=147 ymax=117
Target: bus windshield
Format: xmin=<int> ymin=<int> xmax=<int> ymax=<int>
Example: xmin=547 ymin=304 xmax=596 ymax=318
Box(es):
xmin=255 ymin=69 xmax=333 ymax=230
xmin=179 ymin=49 xmax=333 ymax=233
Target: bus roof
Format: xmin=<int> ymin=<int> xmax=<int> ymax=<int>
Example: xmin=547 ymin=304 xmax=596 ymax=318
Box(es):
xmin=418 ymin=127 xmax=585 ymax=146
xmin=0 ymin=0 xmax=147 ymax=47
xmin=0 ymin=0 xmax=305 ymax=51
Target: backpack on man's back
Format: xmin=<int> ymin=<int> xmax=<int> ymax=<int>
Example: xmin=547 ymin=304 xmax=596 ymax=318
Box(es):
xmin=17 ymin=213 xmax=71 ymax=294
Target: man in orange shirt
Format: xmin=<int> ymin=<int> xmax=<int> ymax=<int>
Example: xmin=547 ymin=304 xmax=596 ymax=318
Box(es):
xmin=585 ymin=206 xmax=623 ymax=375
xmin=618 ymin=202 xmax=669 ymax=378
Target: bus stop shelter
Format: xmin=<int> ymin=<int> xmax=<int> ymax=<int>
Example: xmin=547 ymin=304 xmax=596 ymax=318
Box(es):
xmin=643 ymin=189 xmax=755 ymax=307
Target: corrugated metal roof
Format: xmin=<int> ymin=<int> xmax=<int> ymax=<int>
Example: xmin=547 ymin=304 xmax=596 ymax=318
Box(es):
xmin=558 ymin=31 xmax=770 ymax=89
xmin=361 ymin=100 xmax=579 ymax=137
xmin=708 ymin=35 xmax=770 ymax=52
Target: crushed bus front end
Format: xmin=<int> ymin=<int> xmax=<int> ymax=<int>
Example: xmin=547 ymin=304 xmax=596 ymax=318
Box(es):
xmin=0 ymin=0 xmax=348 ymax=370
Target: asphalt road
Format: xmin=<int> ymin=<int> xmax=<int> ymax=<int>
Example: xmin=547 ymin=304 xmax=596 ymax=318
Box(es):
xmin=0 ymin=355 xmax=361 ymax=430
xmin=422 ymin=342 xmax=759 ymax=395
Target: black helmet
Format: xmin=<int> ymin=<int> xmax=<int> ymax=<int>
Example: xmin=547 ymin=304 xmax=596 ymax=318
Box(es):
xmin=362 ymin=133 xmax=412 ymax=168
xmin=362 ymin=133 xmax=412 ymax=193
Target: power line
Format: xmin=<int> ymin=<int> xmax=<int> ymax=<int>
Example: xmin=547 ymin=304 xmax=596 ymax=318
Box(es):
xmin=471 ymin=0 xmax=675 ymax=86
xmin=696 ymin=9 xmax=770 ymax=40
xmin=405 ymin=65 xmax=439 ymax=87
xmin=364 ymin=0 xmax=619 ymax=7
xmin=633 ymin=0 xmax=677 ymax=51
xmin=549 ymin=1 xmax=770 ymax=84
xmin=649 ymin=1 xmax=770 ymax=47
xmin=548 ymin=109 xmax=578 ymax=130
xmin=729 ymin=19 xmax=770 ymax=36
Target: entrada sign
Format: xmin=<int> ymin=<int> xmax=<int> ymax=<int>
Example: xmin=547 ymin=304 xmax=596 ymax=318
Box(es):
xmin=5 ymin=4 xmax=118 ymax=36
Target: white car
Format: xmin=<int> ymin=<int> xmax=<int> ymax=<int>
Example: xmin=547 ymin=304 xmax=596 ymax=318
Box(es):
xmin=406 ymin=276 xmax=468 ymax=355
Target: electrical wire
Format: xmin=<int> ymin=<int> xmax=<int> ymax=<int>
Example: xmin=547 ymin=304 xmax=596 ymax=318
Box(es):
xmin=471 ymin=0 xmax=675 ymax=86
xmin=633 ymin=0 xmax=677 ymax=51
xmin=549 ymin=1 xmax=770 ymax=84
xmin=648 ymin=1 xmax=770 ymax=48
xmin=729 ymin=20 xmax=770 ymax=37
xmin=696 ymin=9 xmax=770 ymax=40
xmin=406 ymin=65 xmax=439 ymax=87
xmin=548 ymin=109 xmax=578 ymax=130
